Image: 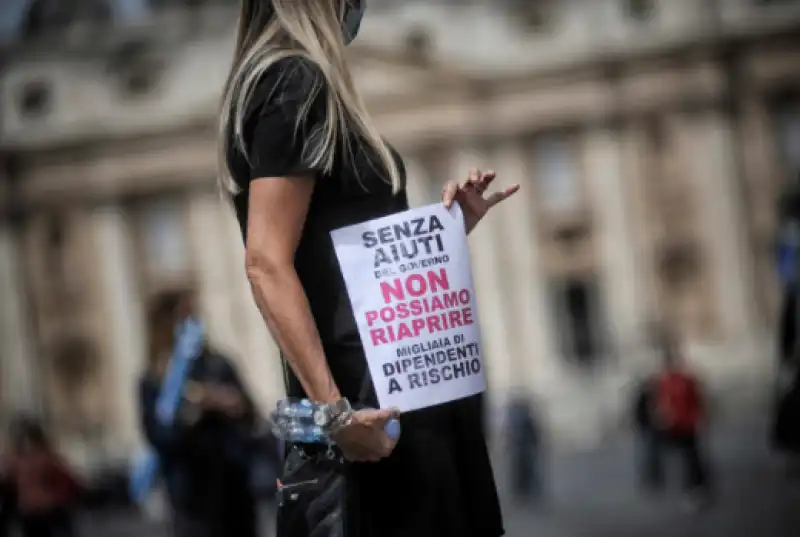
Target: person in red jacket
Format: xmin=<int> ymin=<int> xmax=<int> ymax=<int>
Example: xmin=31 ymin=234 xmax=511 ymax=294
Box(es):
xmin=651 ymin=338 xmax=713 ymax=509
xmin=3 ymin=418 xmax=81 ymax=537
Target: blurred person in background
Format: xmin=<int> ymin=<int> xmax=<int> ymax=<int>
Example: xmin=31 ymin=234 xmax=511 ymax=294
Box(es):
xmin=650 ymin=335 xmax=713 ymax=510
xmin=0 ymin=455 xmax=15 ymax=537
xmin=505 ymin=395 xmax=543 ymax=504
xmin=772 ymin=184 xmax=800 ymax=462
xmin=138 ymin=290 xmax=260 ymax=537
xmin=217 ymin=1 xmax=518 ymax=536
xmin=632 ymin=373 xmax=662 ymax=492
xmin=2 ymin=417 xmax=81 ymax=537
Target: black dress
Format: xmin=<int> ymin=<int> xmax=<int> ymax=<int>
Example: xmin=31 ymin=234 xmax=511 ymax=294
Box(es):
xmin=227 ymin=57 xmax=504 ymax=537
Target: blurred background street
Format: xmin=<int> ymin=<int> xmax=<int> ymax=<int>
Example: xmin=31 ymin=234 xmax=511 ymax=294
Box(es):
xmin=78 ymin=399 xmax=798 ymax=537
xmin=1 ymin=0 xmax=800 ymax=536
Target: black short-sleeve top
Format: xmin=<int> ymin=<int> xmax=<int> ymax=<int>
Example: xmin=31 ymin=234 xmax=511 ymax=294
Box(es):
xmin=227 ymin=57 xmax=408 ymax=401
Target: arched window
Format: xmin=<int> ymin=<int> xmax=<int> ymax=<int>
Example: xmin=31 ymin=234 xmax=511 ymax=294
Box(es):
xmin=531 ymin=133 xmax=581 ymax=213
xmin=136 ymin=196 xmax=190 ymax=286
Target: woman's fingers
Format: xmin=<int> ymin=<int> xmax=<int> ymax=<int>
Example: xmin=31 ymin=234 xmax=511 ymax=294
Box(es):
xmin=442 ymin=181 xmax=459 ymax=207
xmin=355 ymin=407 xmax=399 ymax=427
xmin=479 ymin=171 xmax=496 ymax=192
xmin=339 ymin=407 xmax=401 ymax=461
xmin=485 ymin=184 xmax=521 ymax=208
xmin=462 ymin=169 xmax=496 ymax=195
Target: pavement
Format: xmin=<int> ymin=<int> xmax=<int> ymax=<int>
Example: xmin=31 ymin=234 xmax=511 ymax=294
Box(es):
xmin=74 ymin=408 xmax=799 ymax=537
xmin=498 ymin=410 xmax=799 ymax=537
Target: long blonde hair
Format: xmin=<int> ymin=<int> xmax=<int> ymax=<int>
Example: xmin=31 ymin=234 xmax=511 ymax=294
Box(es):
xmin=217 ymin=0 xmax=401 ymax=194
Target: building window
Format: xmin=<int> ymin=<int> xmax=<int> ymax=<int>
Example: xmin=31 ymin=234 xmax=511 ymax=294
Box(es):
xmin=755 ymin=0 xmax=800 ymax=5
xmin=509 ymin=0 xmax=555 ymax=33
xmin=774 ymin=100 xmax=800 ymax=183
xmin=532 ymin=134 xmax=581 ymax=212
xmin=658 ymin=242 xmax=701 ymax=291
xmin=44 ymin=212 xmax=72 ymax=307
xmin=624 ymin=0 xmax=657 ymax=21
xmin=137 ymin=197 xmax=189 ymax=281
xmin=550 ymin=276 xmax=604 ymax=366
xmin=404 ymin=26 xmax=433 ymax=64
xmin=17 ymin=80 xmax=52 ymax=119
xmin=417 ymin=146 xmax=451 ymax=204
xmin=108 ymin=39 xmax=163 ymax=97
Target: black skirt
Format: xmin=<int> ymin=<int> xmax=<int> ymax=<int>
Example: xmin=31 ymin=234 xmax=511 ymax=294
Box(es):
xmin=351 ymin=395 xmax=503 ymax=537
xmin=277 ymin=395 xmax=504 ymax=537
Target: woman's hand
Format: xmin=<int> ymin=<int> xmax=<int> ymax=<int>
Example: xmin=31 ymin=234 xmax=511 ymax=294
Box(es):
xmin=330 ymin=407 xmax=400 ymax=462
xmin=200 ymin=383 xmax=247 ymax=418
xmin=441 ymin=169 xmax=520 ymax=234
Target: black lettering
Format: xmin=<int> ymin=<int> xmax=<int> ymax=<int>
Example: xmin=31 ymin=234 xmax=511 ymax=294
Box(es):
xmin=362 ymin=230 xmax=378 ymax=248
xmin=434 ymin=233 xmax=444 ymax=252
xmin=399 ymin=240 xmax=419 ymax=259
xmin=418 ymin=235 xmax=435 ymax=254
xmin=442 ymin=365 xmax=453 ymax=381
xmin=470 ymin=358 xmax=482 ymax=374
xmin=429 ymin=367 xmax=441 ymax=384
xmin=393 ymin=221 xmax=412 ymax=240
xmin=429 ymin=215 xmax=445 ymax=233
xmin=383 ymin=363 xmax=395 ymax=377
xmin=388 ymin=378 xmax=403 ymax=394
xmin=411 ymin=218 xmax=426 ymax=236
xmin=408 ymin=373 xmax=422 ymax=390
xmin=374 ymin=248 xmax=392 ymax=268
xmin=378 ymin=226 xmax=393 ymax=244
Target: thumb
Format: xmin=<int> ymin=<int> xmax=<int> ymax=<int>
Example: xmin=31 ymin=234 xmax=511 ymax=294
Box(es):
xmin=366 ymin=407 xmax=400 ymax=426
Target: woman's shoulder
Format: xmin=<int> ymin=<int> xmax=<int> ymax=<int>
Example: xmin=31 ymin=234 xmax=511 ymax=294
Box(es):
xmin=247 ymin=55 xmax=325 ymax=117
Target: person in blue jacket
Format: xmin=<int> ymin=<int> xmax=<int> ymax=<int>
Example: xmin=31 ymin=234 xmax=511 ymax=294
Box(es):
xmin=138 ymin=290 xmax=259 ymax=537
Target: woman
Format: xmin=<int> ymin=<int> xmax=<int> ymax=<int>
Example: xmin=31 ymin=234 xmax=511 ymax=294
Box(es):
xmin=138 ymin=290 xmax=259 ymax=537
xmin=3 ymin=418 xmax=80 ymax=537
xmin=219 ymin=2 xmax=519 ymax=537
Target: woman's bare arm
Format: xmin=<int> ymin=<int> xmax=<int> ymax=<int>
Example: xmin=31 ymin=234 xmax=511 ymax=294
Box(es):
xmin=244 ymin=176 xmax=340 ymax=404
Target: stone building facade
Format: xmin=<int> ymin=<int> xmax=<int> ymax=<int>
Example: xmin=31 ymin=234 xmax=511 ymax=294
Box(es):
xmin=1 ymin=0 xmax=799 ymax=462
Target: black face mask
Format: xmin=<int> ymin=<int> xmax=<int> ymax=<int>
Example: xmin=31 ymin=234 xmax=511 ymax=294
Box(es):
xmin=342 ymin=0 xmax=365 ymax=45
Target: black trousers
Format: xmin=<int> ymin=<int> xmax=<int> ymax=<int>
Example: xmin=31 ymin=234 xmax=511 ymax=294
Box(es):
xmin=640 ymin=430 xmax=710 ymax=492
xmin=19 ymin=509 xmax=75 ymax=537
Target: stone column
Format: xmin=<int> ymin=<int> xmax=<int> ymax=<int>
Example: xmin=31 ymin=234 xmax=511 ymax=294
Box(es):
xmin=619 ymin=123 xmax=661 ymax=340
xmin=740 ymin=97 xmax=781 ymax=325
xmin=402 ymin=156 xmax=434 ymax=208
xmin=490 ymin=141 xmax=559 ymax=395
xmin=185 ymin=191 xmax=242 ymax=353
xmin=583 ymin=127 xmax=645 ymax=360
xmin=680 ymin=112 xmax=755 ymax=341
xmin=0 ymin=223 xmax=40 ymax=417
xmin=90 ymin=205 xmax=147 ymax=455
xmin=450 ymin=146 xmax=515 ymax=426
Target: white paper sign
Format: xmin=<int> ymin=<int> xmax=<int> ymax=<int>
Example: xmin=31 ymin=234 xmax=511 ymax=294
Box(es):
xmin=331 ymin=202 xmax=486 ymax=412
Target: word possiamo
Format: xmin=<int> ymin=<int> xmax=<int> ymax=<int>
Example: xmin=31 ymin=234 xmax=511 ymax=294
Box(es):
xmin=364 ymin=268 xmax=474 ymax=346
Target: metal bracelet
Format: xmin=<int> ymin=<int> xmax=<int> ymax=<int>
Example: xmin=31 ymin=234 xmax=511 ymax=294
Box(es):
xmin=325 ymin=409 xmax=354 ymax=438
